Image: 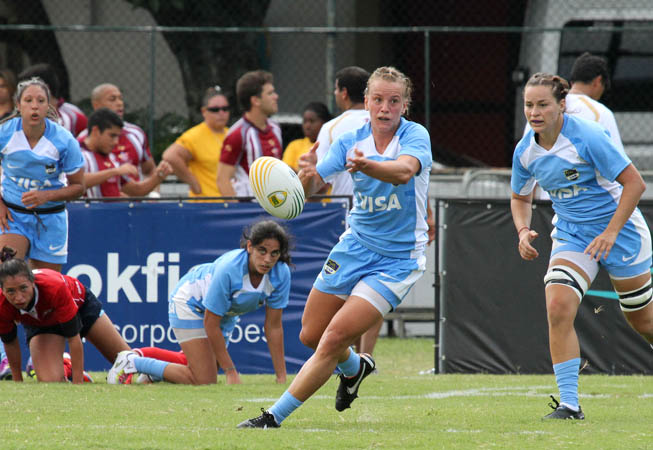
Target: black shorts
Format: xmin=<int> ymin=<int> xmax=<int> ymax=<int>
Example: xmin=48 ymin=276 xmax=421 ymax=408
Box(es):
xmin=24 ymin=289 xmax=104 ymax=344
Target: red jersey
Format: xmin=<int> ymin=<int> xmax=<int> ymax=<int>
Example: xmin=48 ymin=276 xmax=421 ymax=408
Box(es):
xmin=57 ymin=99 xmax=88 ymax=137
xmin=78 ymin=121 xmax=152 ymax=180
xmin=0 ymin=269 xmax=87 ymax=335
xmin=79 ymin=138 xmax=133 ymax=198
xmin=220 ymin=116 xmax=282 ymax=196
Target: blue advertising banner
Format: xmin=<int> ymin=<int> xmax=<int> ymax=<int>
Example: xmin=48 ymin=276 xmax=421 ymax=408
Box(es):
xmin=46 ymin=201 xmax=347 ymax=373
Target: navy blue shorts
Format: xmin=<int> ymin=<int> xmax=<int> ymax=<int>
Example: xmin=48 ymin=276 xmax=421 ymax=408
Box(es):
xmin=24 ymin=289 xmax=103 ymax=343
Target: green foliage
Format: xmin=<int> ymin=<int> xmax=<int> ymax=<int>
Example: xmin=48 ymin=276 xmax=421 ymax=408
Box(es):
xmin=1 ymin=338 xmax=651 ymax=449
xmin=123 ymin=108 xmax=190 ymax=162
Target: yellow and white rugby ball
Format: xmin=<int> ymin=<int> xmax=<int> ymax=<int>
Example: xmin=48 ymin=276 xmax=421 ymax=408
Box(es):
xmin=249 ymin=157 xmax=305 ymax=220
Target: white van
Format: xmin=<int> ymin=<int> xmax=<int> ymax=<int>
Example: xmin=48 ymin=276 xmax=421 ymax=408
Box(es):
xmin=515 ymin=0 xmax=653 ymax=170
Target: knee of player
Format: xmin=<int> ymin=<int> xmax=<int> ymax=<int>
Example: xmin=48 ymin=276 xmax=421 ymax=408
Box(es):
xmin=299 ymin=327 xmax=320 ymax=350
xmin=545 ymin=294 xmax=578 ymax=325
xmin=315 ymin=328 xmax=350 ymax=357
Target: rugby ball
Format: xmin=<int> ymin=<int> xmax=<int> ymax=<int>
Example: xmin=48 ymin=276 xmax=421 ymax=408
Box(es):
xmin=249 ymin=157 xmax=305 ymax=220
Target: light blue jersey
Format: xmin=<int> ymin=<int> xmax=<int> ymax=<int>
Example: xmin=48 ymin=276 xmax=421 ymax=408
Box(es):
xmin=317 ymin=118 xmax=432 ymax=259
xmin=0 ymin=118 xmax=84 ymax=209
xmin=511 ymin=114 xmax=631 ymax=223
xmin=168 ymin=249 xmax=291 ymax=338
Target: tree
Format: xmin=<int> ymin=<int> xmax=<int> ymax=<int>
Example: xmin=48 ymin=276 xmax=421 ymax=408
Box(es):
xmin=126 ymin=0 xmax=271 ymax=123
xmin=0 ymin=0 xmax=70 ymax=99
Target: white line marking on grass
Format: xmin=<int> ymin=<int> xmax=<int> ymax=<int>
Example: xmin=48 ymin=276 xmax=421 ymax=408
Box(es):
xmin=243 ymin=386 xmax=651 ymax=403
xmin=445 ymin=429 xmax=482 ymax=433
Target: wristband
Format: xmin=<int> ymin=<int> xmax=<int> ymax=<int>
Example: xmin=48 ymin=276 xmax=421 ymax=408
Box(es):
xmin=517 ymin=226 xmax=530 ymax=236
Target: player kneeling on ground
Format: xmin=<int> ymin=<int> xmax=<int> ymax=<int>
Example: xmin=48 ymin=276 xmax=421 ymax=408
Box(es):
xmin=0 ymin=247 xmax=131 ymax=383
xmin=107 ymin=220 xmax=292 ymax=385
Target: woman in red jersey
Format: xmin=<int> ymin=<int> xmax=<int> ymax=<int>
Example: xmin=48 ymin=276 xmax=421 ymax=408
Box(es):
xmin=0 ymin=247 xmax=130 ymax=383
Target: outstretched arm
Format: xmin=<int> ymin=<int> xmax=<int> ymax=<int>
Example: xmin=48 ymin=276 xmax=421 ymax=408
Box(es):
xmin=67 ymin=334 xmax=84 ymax=384
xmin=4 ymin=337 xmax=23 ymax=382
xmin=204 ymin=310 xmax=241 ymax=384
xmin=298 ymin=142 xmax=326 ymax=197
xmin=264 ymin=307 xmax=286 ymax=384
xmin=346 ymin=151 xmax=420 ymax=185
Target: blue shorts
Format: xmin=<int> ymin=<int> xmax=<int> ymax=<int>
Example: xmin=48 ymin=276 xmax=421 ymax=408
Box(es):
xmin=1 ymin=207 xmax=68 ymax=264
xmin=551 ymin=212 xmax=652 ymax=279
xmin=313 ymin=233 xmax=425 ymax=310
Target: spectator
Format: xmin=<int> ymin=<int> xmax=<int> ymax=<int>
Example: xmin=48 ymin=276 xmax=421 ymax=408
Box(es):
xmin=107 ymin=220 xmax=293 ymax=385
xmin=0 ymin=69 xmax=17 ymax=120
xmin=283 ymin=102 xmax=331 ymax=172
xmin=566 ymin=52 xmax=623 ymax=150
xmin=314 ymin=66 xmax=371 ymax=199
xmin=217 ymin=70 xmax=282 ymax=198
xmin=0 ymin=247 xmax=131 ymax=383
xmin=80 ymin=108 xmax=172 ymax=198
xmin=17 ymin=63 xmax=87 ymax=136
xmin=163 ymin=86 xmax=230 ymax=198
xmin=78 ymin=83 xmax=155 ymax=181
xmin=0 ymin=77 xmax=85 ymax=272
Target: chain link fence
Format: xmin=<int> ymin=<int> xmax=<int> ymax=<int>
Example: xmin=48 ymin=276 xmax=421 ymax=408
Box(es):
xmin=2 ymin=0 xmax=653 ymax=171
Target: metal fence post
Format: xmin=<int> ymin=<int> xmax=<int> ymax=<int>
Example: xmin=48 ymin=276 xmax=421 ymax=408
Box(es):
xmin=326 ymin=0 xmax=336 ymax=112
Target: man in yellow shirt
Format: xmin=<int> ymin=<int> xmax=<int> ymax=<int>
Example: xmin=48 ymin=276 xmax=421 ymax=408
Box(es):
xmin=163 ymin=87 xmax=230 ymax=198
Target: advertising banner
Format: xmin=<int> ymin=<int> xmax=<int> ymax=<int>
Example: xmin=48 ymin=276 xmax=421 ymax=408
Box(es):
xmin=29 ymin=201 xmax=347 ymax=373
xmin=438 ymin=199 xmax=653 ymax=374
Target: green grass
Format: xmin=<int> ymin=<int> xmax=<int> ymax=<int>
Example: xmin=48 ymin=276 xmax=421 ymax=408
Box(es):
xmin=1 ymin=338 xmax=651 ymax=449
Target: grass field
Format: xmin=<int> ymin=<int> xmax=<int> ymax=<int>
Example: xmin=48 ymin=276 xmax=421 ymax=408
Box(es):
xmin=1 ymin=338 xmax=651 ymax=449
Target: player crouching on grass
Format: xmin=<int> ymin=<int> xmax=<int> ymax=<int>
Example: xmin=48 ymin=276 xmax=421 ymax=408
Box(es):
xmin=107 ymin=220 xmax=292 ymax=385
xmin=0 ymin=247 xmax=131 ymax=383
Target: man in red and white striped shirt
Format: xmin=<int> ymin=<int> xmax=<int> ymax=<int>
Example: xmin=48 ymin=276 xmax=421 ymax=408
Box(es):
xmin=217 ymin=71 xmax=282 ymax=198
xmin=77 ymin=83 xmax=155 ymax=181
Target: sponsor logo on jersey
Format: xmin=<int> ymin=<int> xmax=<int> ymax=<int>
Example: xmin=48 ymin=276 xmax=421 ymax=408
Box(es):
xmin=45 ymin=163 xmax=56 ymax=174
xmin=357 ymin=193 xmax=402 ymax=212
xmin=548 ymin=184 xmax=588 ymax=199
xmin=324 ymin=258 xmax=340 ymax=274
xmin=564 ymin=168 xmax=579 ymax=181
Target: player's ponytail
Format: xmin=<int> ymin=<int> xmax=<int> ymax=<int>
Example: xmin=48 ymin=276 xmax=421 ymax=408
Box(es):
xmin=0 ymin=246 xmax=33 ymax=287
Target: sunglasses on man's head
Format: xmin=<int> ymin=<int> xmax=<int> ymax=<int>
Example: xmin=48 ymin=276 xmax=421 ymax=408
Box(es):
xmin=206 ymin=106 xmax=229 ymax=112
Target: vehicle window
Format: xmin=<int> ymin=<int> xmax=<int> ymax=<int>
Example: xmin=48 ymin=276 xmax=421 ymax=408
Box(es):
xmin=559 ymin=20 xmax=653 ymax=111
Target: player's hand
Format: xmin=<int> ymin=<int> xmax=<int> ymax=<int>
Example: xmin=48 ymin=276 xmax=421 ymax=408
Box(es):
xmin=346 ymin=149 xmax=369 ymax=173
xmin=118 ymin=163 xmax=138 ymax=177
xmin=427 ymin=216 xmax=436 ymax=246
xmin=225 ymin=369 xmax=241 ymax=385
xmin=298 ymin=142 xmax=319 ymax=174
xmin=21 ymin=190 xmax=51 ymax=209
xmin=518 ymin=229 xmax=539 ymax=260
xmin=275 ymin=374 xmax=287 ymax=384
xmin=0 ymin=201 xmax=13 ymax=232
xmin=584 ymin=229 xmax=618 ymax=261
